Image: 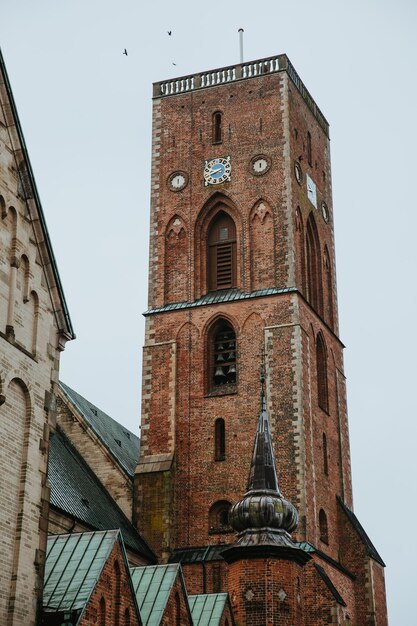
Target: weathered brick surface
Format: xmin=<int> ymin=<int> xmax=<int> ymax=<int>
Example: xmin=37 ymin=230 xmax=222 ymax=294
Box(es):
xmin=159 ymin=573 xmax=193 ymax=626
xmin=79 ymin=540 xmax=141 ymax=626
xmin=135 ymin=62 xmax=388 ymax=624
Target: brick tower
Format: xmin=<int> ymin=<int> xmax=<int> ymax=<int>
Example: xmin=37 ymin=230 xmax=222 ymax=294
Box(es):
xmin=135 ymin=54 xmax=388 ymax=624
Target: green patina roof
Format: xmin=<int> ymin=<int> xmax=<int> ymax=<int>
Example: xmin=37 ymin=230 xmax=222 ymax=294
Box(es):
xmin=60 ymin=381 xmax=139 ymax=477
xmin=145 ymin=287 xmax=297 ymax=315
xmin=189 ymin=593 xmax=230 ymax=626
xmin=44 ymin=530 xmax=118 ymax=616
xmin=169 ymin=545 xmax=229 ymax=563
xmin=130 ymin=564 xmax=181 ymax=626
xmin=48 ymin=427 xmax=156 ymax=563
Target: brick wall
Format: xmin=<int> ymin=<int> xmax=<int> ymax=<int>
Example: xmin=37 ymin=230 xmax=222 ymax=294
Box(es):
xmin=79 ymin=540 xmax=141 ymax=626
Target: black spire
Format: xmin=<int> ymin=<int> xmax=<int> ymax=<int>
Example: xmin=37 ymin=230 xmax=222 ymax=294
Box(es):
xmin=246 ymin=383 xmax=280 ymax=495
xmin=223 ymin=361 xmax=310 ymax=564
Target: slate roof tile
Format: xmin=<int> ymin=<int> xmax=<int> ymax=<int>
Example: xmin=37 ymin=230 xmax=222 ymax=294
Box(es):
xmin=60 ymin=381 xmax=139 ymax=477
xmin=48 ymin=427 xmax=156 ymax=563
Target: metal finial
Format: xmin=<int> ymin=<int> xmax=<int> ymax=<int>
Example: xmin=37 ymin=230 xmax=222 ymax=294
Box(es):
xmin=260 ymin=346 xmax=266 ymax=401
xmin=238 ymin=28 xmax=244 ymax=64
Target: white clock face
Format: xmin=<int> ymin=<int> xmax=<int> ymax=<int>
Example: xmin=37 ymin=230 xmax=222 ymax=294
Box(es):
xmin=321 ymin=201 xmax=329 ymax=223
xmin=204 ymin=156 xmax=232 ymax=186
xmin=294 ymin=161 xmax=302 ymax=184
xmin=168 ymin=171 xmax=188 ymax=191
xmin=306 ymin=173 xmax=317 ymax=208
xmin=251 ymin=155 xmax=270 ymax=175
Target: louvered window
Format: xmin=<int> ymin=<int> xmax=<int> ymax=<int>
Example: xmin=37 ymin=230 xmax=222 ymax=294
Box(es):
xmin=208 ymin=212 xmax=236 ymax=291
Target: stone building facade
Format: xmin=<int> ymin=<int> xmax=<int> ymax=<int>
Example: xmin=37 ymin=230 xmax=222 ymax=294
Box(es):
xmin=0 ymin=49 xmax=74 ymax=625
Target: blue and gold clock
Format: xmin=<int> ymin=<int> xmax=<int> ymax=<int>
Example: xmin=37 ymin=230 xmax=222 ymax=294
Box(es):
xmin=204 ymin=156 xmax=232 ymax=186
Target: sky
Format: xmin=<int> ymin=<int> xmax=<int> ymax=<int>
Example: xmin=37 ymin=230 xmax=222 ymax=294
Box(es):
xmin=1 ymin=0 xmax=416 ymax=622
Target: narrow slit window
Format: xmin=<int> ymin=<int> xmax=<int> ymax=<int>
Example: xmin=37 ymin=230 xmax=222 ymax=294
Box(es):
xmin=213 ymin=111 xmax=222 ymax=144
xmin=319 ymin=508 xmax=329 ymax=544
xmin=307 ymin=131 xmax=312 ymax=166
xmin=316 ymin=333 xmax=329 ymax=413
xmin=215 ymin=418 xmax=226 ymax=460
xmin=323 ymin=433 xmax=328 ymax=476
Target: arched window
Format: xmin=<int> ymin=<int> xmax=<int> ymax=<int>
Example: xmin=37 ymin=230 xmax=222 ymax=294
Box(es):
xmin=295 ymin=207 xmax=306 ymax=294
xmin=307 ymin=131 xmax=312 ymax=166
xmin=323 ymin=433 xmax=329 ymax=476
xmin=212 ymin=566 xmax=222 ymax=592
xmin=306 ymin=214 xmax=323 ymax=315
xmin=114 ymin=560 xmax=121 ymax=626
xmin=207 ymin=212 xmax=237 ymax=291
xmin=316 ymin=333 xmax=329 ymax=413
xmin=319 ymin=509 xmax=329 ymax=544
xmin=99 ymin=597 xmax=106 ymax=626
xmin=124 ymin=608 xmax=130 ymax=626
xmin=214 ymin=418 xmax=226 ymax=461
xmin=213 ymin=111 xmax=222 ymax=144
xmin=324 ymin=246 xmax=334 ymax=328
xmin=209 ymin=319 xmax=237 ymax=390
xmin=209 ymin=500 xmax=232 ymax=533
xmin=175 ymin=592 xmax=181 ymax=626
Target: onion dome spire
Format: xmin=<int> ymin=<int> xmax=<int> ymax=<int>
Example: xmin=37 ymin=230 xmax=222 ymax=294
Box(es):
xmin=226 ymin=364 xmax=306 ymax=558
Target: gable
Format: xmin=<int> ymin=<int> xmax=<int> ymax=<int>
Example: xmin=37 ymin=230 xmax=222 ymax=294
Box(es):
xmin=130 ymin=564 xmax=193 ymax=626
xmin=0 ymin=48 xmax=74 ymax=344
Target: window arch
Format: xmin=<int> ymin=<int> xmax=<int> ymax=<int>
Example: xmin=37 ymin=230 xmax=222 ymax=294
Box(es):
xmin=306 ymin=213 xmax=323 ymax=315
xmin=207 ymin=212 xmax=237 ymax=291
xmin=323 ymin=433 xmax=329 ymax=476
xmin=316 ymin=333 xmax=329 ymax=413
xmin=213 ymin=111 xmax=222 ymax=144
xmin=212 ymin=565 xmax=222 ymax=592
xmin=99 ymin=597 xmax=106 ymax=626
xmin=295 ymin=207 xmax=306 ymax=294
xmin=319 ymin=508 xmax=329 ymax=544
xmin=114 ymin=560 xmax=121 ymax=626
xmin=307 ymin=131 xmax=312 ymax=166
xmin=209 ymin=500 xmax=232 ymax=533
xmin=175 ymin=592 xmax=181 ymax=626
xmin=214 ymin=418 xmax=226 ymax=461
xmin=324 ymin=246 xmax=334 ymax=328
xmin=208 ymin=319 xmax=237 ymax=391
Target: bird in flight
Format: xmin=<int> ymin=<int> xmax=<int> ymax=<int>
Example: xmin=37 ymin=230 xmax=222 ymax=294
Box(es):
xmin=172 ymin=62 xmax=177 ymax=66
xmin=123 ymin=49 xmax=128 ymax=56
xmin=167 ymin=30 xmax=172 ymax=36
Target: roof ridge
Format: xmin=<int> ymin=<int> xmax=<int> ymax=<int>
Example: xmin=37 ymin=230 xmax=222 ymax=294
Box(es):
xmin=59 ymin=381 xmax=139 ymax=477
xmin=59 ymin=381 xmax=137 ymax=438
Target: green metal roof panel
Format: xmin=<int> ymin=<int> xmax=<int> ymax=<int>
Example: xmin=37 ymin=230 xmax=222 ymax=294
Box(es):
xmin=44 ymin=530 xmax=118 ymax=613
xmin=48 ymin=427 xmax=156 ymax=562
xmin=60 ymin=381 xmax=139 ymax=477
xmin=169 ymin=545 xmax=229 ymax=563
xmin=130 ymin=564 xmax=179 ymax=626
xmin=189 ymin=593 xmax=228 ymax=626
xmin=145 ymin=287 xmax=297 ymax=315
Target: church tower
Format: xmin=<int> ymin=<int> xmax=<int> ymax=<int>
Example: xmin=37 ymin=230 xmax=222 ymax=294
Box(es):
xmin=135 ymin=54 xmax=388 ymax=624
